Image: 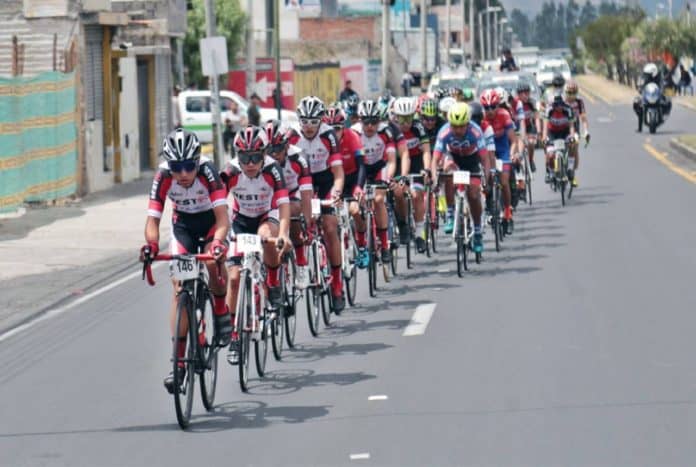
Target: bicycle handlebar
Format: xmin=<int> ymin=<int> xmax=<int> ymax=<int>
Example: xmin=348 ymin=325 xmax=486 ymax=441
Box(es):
xmin=141 ymin=253 xmax=220 ymax=287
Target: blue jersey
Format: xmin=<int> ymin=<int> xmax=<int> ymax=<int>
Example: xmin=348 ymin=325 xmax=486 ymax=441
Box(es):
xmin=433 ymin=122 xmax=486 ymax=160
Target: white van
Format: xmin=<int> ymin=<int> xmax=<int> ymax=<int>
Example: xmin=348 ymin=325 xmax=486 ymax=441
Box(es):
xmin=178 ymin=90 xmax=298 ymax=143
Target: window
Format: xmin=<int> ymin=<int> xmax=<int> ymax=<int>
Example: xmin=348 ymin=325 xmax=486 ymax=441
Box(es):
xmin=186 ymin=96 xmax=210 ymax=113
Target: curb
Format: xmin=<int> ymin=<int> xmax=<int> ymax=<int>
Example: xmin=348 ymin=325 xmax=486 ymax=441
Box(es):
xmin=676 ymin=99 xmax=696 ymax=112
xmin=669 ymin=138 xmax=696 ymax=164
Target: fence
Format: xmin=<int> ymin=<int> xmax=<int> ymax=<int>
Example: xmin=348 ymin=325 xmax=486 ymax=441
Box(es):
xmin=0 ymin=71 xmax=78 ymax=214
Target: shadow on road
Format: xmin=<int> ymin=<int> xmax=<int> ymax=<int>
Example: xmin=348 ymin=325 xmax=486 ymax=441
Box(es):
xmin=247 ymin=368 xmax=377 ymax=396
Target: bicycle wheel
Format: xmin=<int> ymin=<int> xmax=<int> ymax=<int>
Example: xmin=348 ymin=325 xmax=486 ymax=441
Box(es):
xmin=344 ymin=223 xmax=358 ymax=307
xmin=306 ymin=244 xmax=322 ymax=336
xmin=525 ymin=163 xmax=533 ymax=205
xmin=321 ymin=280 xmax=332 ymax=326
xmin=271 ymin=267 xmax=285 ymax=361
xmin=492 ymin=186 xmax=502 ymax=253
xmin=456 ymin=236 xmax=467 ymax=278
xmin=173 ymin=292 xmax=195 ymax=429
xmin=238 ymin=272 xmax=252 ymax=393
xmin=254 ymin=297 xmax=268 ymax=377
xmin=389 ymin=209 xmax=399 ymax=276
xmin=283 ymin=258 xmax=298 ymax=348
xmin=429 ymin=191 xmax=438 ymax=254
xmin=424 ymin=190 xmax=432 ymax=258
xmin=198 ymin=288 xmax=218 ymax=412
xmin=367 ymin=212 xmax=377 ymax=297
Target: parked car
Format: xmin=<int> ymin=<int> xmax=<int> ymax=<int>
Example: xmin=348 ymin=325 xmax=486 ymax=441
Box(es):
xmin=178 ymin=90 xmax=298 ymax=143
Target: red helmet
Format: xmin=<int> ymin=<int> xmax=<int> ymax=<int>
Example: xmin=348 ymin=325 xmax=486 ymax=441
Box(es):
xmin=324 ymin=104 xmax=346 ymax=126
xmin=479 ymin=89 xmax=500 ymax=108
xmin=264 ymin=119 xmax=287 ymax=146
xmin=233 ymin=125 xmax=268 ymax=153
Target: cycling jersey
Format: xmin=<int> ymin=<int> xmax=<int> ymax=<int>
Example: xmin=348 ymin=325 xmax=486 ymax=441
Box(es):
xmin=481 ymin=108 xmax=515 ymax=162
xmin=352 ymin=121 xmax=396 ymax=181
xmin=433 ymin=122 xmax=486 ymax=175
xmin=288 ymin=123 xmax=341 ymax=199
xmin=388 ymin=120 xmax=408 ymax=155
xmin=511 ymin=99 xmax=526 ymax=132
xmin=544 ymin=101 xmax=575 ymax=136
xmin=221 ymin=156 xmax=289 ymax=219
xmin=400 ymin=120 xmax=429 ymax=174
xmin=148 ymin=159 xmax=227 ymax=219
xmin=422 ymin=116 xmax=447 ymax=146
xmin=338 ymin=127 xmax=364 ymax=176
xmin=566 ymin=98 xmax=586 ymax=132
xmin=279 ymin=145 xmax=312 ymax=198
xmin=512 ymin=97 xmax=538 ymax=133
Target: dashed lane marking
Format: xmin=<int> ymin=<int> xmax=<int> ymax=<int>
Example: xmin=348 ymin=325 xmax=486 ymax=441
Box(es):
xmin=403 ymin=303 xmax=436 ymax=337
xmin=350 ymin=453 xmax=371 ymax=460
xmin=368 ymin=395 xmax=389 ymax=401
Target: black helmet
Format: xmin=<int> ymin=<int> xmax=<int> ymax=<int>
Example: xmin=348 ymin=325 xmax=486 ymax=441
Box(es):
xmin=162 ymin=128 xmax=201 ymax=162
xmin=468 ymin=101 xmax=484 ymax=126
xmin=517 ymin=82 xmax=531 ymax=93
xmin=551 ymin=73 xmax=565 ymax=88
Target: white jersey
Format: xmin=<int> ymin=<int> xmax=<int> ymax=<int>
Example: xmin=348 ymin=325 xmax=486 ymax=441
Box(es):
xmin=221 ymin=156 xmax=289 ymax=218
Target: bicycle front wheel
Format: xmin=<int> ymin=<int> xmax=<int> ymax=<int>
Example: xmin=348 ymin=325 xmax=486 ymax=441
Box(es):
xmin=255 ymin=299 xmax=269 ymax=377
xmin=198 ymin=288 xmax=218 ymax=412
xmin=306 ymin=244 xmax=322 ymax=336
xmin=283 ymin=258 xmax=298 ymax=348
xmin=173 ymin=292 xmax=195 ymax=429
xmin=237 ymin=272 xmax=252 ymax=393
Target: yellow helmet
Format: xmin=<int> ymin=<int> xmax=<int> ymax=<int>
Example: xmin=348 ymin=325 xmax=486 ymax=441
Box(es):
xmin=447 ymin=102 xmax=471 ymax=126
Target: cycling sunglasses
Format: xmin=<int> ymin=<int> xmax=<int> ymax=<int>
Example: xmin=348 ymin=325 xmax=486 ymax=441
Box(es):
xmin=238 ymin=151 xmax=265 ymax=165
xmin=361 ymin=117 xmax=379 ymax=125
xmin=269 ymin=143 xmax=287 ymax=155
xmin=396 ymin=115 xmax=413 ymax=124
xmin=169 ymin=159 xmax=198 ymax=173
xmin=300 ymin=118 xmax=321 ymax=126
xmin=483 ymin=105 xmax=498 ymax=111
xmin=421 ymin=116 xmax=438 ymax=122
xmin=333 ymin=125 xmax=344 ymax=132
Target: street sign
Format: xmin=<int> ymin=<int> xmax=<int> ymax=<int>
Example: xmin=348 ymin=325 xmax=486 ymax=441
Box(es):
xmin=200 ymin=36 xmax=228 ymax=77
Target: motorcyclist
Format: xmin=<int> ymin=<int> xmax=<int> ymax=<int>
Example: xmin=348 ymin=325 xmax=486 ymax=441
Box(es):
xmin=633 ymin=63 xmax=672 ymax=131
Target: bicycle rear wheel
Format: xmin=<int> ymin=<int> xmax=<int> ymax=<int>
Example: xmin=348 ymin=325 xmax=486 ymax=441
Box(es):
xmin=254 ymin=299 xmax=269 ymax=377
xmin=238 ymin=272 xmax=252 ymax=393
xmin=321 ymin=282 xmax=332 ymax=326
xmin=367 ymin=212 xmax=377 ymax=297
xmin=344 ymin=224 xmax=358 ymax=306
xmin=283 ymin=258 xmax=298 ymax=348
xmin=173 ymin=292 xmax=195 ymax=429
xmin=492 ymin=186 xmax=502 ymax=252
xmin=306 ymin=244 xmax=321 ymax=336
xmin=271 ymin=269 xmax=285 ymax=361
xmin=198 ymin=288 xmax=218 ymax=412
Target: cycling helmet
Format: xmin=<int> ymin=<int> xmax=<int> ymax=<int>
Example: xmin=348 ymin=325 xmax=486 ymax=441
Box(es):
xmin=265 ymin=119 xmax=287 ymax=146
xmin=297 ymin=96 xmax=325 ymax=119
xmin=447 ymin=102 xmax=471 ymax=126
xmin=438 ymin=96 xmax=457 ymax=115
xmin=324 ymin=104 xmax=346 ymax=126
xmin=495 ymin=86 xmax=509 ymax=105
xmin=480 ymin=88 xmax=500 ymax=107
xmin=565 ymin=80 xmax=578 ymax=95
xmin=551 ymin=73 xmax=565 ymax=88
xmin=435 ymin=87 xmax=448 ymax=100
xmin=517 ymin=82 xmax=531 ymax=93
xmin=461 ymin=88 xmax=475 ymax=102
xmin=420 ymin=98 xmax=439 ymax=118
xmin=162 ymin=128 xmax=201 ymax=162
xmin=469 ymin=101 xmax=484 ymax=126
xmin=643 ymin=63 xmax=659 ymax=78
xmin=358 ymin=99 xmax=381 ymax=119
xmin=233 ymin=125 xmax=269 ymax=153
xmin=392 ymin=97 xmax=417 ymax=116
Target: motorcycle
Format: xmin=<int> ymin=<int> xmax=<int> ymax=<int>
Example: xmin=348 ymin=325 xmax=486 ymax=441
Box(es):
xmin=634 ymin=82 xmax=669 ymax=134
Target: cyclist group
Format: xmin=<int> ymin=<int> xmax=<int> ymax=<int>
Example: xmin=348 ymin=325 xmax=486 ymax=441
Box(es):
xmin=140 ymin=71 xmax=590 ymax=394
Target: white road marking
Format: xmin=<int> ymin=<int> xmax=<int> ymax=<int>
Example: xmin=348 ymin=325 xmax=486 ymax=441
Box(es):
xmin=368 ymin=395 xmax=388 ymax=401
xmin=402 ymin=303 xmax=436 ymax=337
xmin=433 ymin=287 xmax=443 ymax=291
xmin=350 ymin=453 xmax=370 ymax=460
xmin=437 ymin=268 xmax=450 ymax=273
xmin=0 ymin=263 xmax=165 ymax=343
xmin=597 ymin=116 xmax=613 ymax=123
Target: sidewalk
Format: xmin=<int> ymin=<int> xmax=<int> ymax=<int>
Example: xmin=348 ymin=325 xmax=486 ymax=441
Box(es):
xmin=0 ymin=175 xmax=171 ymax=334
xmin=576 ymin=73 xmax=696 ymax=111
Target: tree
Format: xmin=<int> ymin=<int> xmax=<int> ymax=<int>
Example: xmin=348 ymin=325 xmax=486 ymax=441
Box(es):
xmin=510 ymin=8 xmax=531 ymax=46
xmin=578 ymin=0 xmax=597 ymax=28
xmin=566 ymin=0 xmax=579 ymax=31
xmin=580 ymin=13 xmax=640 ymax=80
xmin=184 ymin=0 xmax=246 ymax=88
xmin=555 ymin=2 xmax=566 ymax=47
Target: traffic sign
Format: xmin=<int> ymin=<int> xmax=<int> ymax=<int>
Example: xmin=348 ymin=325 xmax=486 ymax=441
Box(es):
xmin=200 ymin=36 xmax=228 ymax=77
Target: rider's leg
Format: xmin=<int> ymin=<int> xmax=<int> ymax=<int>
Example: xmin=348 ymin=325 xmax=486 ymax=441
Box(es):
xmin=350 ymin=201 xmax=367 ymax=248
xmin=374 ymin=190 xmax=389 ymax=249
xmin=322 ymin=213 xmax=343 ymax=297
xmin=412 ymin=187 xmax=425 ymax=237
xmin=501 ymin=168 xmax=512 ymax=219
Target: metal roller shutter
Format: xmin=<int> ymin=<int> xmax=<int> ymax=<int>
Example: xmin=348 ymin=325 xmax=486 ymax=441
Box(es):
xmin=154 ymin=54 xmax=172 ymax=144
xmin=84 ymin=25 xmax=103 ymax=121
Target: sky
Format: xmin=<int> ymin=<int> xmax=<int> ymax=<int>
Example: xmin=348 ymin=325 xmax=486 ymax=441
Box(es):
xmin=498 ymin=0 xmax=688 ymax=16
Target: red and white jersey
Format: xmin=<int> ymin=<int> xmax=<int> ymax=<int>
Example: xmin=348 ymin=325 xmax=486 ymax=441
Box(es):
xmin=147 ymin=159 xmax=227 ymax=218
xmin=221 ymin=156 xmax=289 ymax=218
xmin=287 ymin=123 xmax=342 ymax=174
xmin=351 ymin=121 xmax=396 ymax=166
xmin=280 ymin=145 xmax=313 ymax=194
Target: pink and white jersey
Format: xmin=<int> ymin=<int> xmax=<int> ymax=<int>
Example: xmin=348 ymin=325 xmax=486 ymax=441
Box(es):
xmin=280 ymin=145 xmax=313 ymax=195
xmin=147 ymin=160 xmax=227 ymax=218
xmin=221 ymin=156 xmax=289 ymax=218
xmin=287 ymin=123 xmax=342 ymax=174
xmin=351 ymin=122 xmax=396 ymax=166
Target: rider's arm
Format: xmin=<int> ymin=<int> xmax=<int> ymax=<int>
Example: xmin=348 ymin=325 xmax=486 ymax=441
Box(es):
xmin=211 ymin=204 xmax=230 ymax=243
xmin=421 ymin=141 xmax=432 ymax=176
xmin=507 ymin=127 xmax=519 ymax=157
xmin=355 ymin=149 xmax=366 ymax=188
xmin=145 ymin=216 xmax=160 ymax=245
xmin=297 ymin=156 xmax=314 ymax=226
xmin=386 ymin=146 xmax=397 ymax=180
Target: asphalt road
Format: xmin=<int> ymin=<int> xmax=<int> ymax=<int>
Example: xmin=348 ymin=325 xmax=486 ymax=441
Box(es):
xmin=2 ymin=98 xmax=696 ymax=467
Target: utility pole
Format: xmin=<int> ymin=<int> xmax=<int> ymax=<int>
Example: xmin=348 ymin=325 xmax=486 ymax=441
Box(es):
xmin=445 ymin=0 xmax=450 ymax=67
xmin=204 ymin=0 xmax=224 ymax=167
xmin=246 ymin=0 xmax=256 ymax=100
xmin=274 ymin=0 xmax=281 ymax=119
xmin=421 ymin=0 xmax=427 ymax=78
xmin=381 ymin=0 xmax=390 ymax=90
xmin=492 ymin=9 xmax=498 ymax=59
xmin=478 ymin=11 xmax=484 ymax=62
xmin=469 ymin=0 xmax=475 ymax=62
xmin=486 ymin=0 xmax=491 ymax=61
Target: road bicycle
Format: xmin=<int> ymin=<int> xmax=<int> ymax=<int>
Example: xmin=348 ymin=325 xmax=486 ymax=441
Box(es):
xmin=549 ymin=137 xmax=576 ymax=206
xmin=452 ymin=170 xmax=481 ymax=277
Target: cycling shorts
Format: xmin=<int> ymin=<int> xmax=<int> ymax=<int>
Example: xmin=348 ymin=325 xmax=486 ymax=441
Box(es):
xmin=171 ymin=210 xmax=216 ymax=255
xmin=445 ymin=154 xmax=483 ymax=178
xmin=226 ymin=211 xmax=279 ymax=265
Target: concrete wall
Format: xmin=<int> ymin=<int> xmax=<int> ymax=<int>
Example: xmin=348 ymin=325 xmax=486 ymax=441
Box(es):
xmin=299 ymin=16 xmax=379 ymax=43
xmin=84 ymin=120 xmax=113 ymax=192
xmin=119 ymin=56 xmax=140 ymax=183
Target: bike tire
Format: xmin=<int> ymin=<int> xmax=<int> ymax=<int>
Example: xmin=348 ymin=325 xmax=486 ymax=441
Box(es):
xmin=456 ymin=236 xmax=466 ymax=278
xmin=254 ymin=299 xmax=268 ymax=377
xmin=492 ymin=186 xmax=502 ymax=253
xmin=173 ymin=292 xmax=195 ymax=429
xmin=367 ymin=212 xmax=377 ymax=297
xmin=271 ymin=268 xmax=285 ymax=361
xmin=344 ymin=226 xmax=358 ymax=307
xmin=306 ymin=244 xmax=322 ymax=336
xmin=560 ymin=180 xmax=566 ymax=206
xmin=283 ymin=258 xmax=298 ymax=348
xmin=321 ymin=283 xmax=332 ymax=326
xmin=198 ymin=288 xmax=218 ymax=412
xmin=389 ymin=210 xmax=399 ymax=276
xmin=524 ymin=161 xmax=532 ymax=205
xmin=424 ymin=191 xmax=432 ymax=258
xmin=238 ymin=272 xmax=252 ymax=393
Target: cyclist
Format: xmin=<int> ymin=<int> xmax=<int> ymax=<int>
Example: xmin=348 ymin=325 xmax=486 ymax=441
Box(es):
xmin=287 ymin=96 xmax=346 ymax=312
xmin=343 ymin=94 xmax=360 ymax=128
xmin=437 ymin=96 xmax=458 ymax=233
xmin=480 ymin=88 xmax=519 ymax=235
xmin=420 ymin=98 xmax=451 ymax=232
xmin=392 ymin=97 xmax=432 ymax=253
xmin=563 ymin=80 xmax=589 ymax=188
xmin=431 ymin=102 xmax=489 ymax=254
xmin=541 ymin=80 xmax=577 ymax=184
xmin=265 ymin=120 xmax=313 ymax=290
xmin=353 ymin=99 xmax=397 ymax=263
xmin=325 ymin=104 xmax=370 ymax=269
xmin=141 ymin=128 xmax=230 ymax=392
xmin=461 ymin=88 xmax=475 ymax=103
xmin=513 ymin=82 xmax=540 ymax=172
xmin=499 ymin=48 xmax=519 ymax=72
xmin=221 ymin=126 xmax=290 ymax=365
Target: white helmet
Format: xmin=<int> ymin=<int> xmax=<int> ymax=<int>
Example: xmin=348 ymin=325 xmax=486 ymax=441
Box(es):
xmin=495 ymin=86 xmax=509 ymax=104
xmin=392 ymin=97 xmax=417 ymax=116
xmin=643 ymin=63 xmax=658 ymax=78
xmin=438 ymin=97 xmax=457 ymax=114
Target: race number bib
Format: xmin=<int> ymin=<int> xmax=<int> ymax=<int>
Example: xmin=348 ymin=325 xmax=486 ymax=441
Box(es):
xmin=311 ymin=198 xmax=322 ymax=215
xmin=452 ymin=170 xmax=471 ymax=185
xmin=236 ymin=234 xmax=262 ymax=254
xmin=171 ymin=256 xmax=197 ymax=281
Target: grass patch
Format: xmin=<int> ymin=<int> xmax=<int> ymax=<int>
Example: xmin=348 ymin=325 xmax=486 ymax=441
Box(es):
xmin=677 ymin=134 xmax=696 ymax=150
